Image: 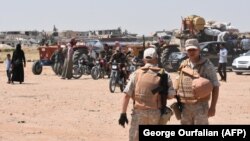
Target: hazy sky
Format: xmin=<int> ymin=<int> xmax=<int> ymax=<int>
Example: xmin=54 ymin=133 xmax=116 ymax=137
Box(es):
xmin=1 ymin=0 xmax=249 ymax=35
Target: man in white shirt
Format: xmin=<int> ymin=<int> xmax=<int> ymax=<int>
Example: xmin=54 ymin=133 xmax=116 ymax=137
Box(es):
xmin=218 ymin=44 xmax=228 ymax=82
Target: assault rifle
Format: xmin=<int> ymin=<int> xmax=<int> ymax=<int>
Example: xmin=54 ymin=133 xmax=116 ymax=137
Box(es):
xmin=151 ymin=69 xmax=169 ymax=116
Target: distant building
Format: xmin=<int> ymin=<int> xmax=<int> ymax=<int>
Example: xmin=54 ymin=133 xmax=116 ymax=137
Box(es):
xmin=59 ymin=27 xmax=136 ymax=39
xmin=0 ymin=30 xmax=41 ymax=47
xmin=0 ymin=27 xmax=138 ymax=46
xmin=59 ymin=30 xmax=78 ymax=38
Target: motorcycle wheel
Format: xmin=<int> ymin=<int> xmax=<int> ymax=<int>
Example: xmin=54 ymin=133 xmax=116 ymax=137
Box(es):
xmin=100 ymin=68 xmax=106 ymax=78
xmin=81 ymin=66 xmax=88 ymax=76
xmin=91 ymin=67 xmax=100 ymax=80
xmin=109 ymin=74 xmax=116 ymax=93
xmin=119 ymin=77 xmax=126 ymax=92
xmin=72 ymin=66 xmax=82 ymax=79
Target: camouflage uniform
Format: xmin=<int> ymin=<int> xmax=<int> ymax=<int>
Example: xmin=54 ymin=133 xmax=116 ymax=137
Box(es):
xmin=181 ymin=101 xmax=209 ymax=124
xmin=124 ymin=63 xmax=175 ymax=141
xmin=178 ymin=57 xmax=220 ymax=125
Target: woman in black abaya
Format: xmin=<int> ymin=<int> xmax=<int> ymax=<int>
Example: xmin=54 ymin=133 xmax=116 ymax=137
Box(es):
xmin=11 ymin=44 xmax=26 ymax=84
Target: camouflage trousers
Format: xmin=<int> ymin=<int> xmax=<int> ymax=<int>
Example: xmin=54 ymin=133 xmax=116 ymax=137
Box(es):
xmin=129 ymin=109 xmax=172 ymax=141
xmin=181 ymin=101 xmax=209 ymax=125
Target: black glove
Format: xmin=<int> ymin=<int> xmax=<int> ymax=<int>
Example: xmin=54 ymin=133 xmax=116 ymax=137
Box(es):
xmin=118 ymin=113 xmax=128 ymax=128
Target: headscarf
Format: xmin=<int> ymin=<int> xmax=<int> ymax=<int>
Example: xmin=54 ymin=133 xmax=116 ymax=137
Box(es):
xmin=16 ymin=44 xmax=21 ymax=51
xmin=14 ymin=44 xmax=22 ymax=56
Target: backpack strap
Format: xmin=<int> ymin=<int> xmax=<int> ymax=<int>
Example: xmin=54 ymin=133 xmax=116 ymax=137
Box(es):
xmin=178 ymin=59 xmax=189 ymax=72
xmin=176 ymin=59 xmax=189 ymax=90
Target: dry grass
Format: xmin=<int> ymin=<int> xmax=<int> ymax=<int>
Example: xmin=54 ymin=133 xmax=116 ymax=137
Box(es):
xmin=0 ymin=47 xmax=39 ymax=63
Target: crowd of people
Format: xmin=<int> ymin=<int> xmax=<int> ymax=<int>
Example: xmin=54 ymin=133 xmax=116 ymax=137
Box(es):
xmin=2 ymin=35 xmax=250 ymax=141
xmin=49 ymin=39 xmax=144 ymax=81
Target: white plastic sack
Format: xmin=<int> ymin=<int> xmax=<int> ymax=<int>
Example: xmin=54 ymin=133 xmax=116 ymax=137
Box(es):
xmin=217 ymin=31 xmax=229 ymax=42
xmin=204 ymin=28 xmax=221 ymax=36
xmin=211 ymin=22 xmax=227 ymax=31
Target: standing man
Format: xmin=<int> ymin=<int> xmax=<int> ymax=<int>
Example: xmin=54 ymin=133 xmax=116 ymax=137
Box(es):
xmin=240 ymin=36 xmax=250 ymax=53
xmin=175 ymin=39 xmax=220 ymax=125
xmin=119 ymin=47 xmax=176 ymax=141
xmin=218 ymin=44 xmax=228 ymax=82
xmin=61 ymin=38 xmax=77 ymax=79
xmin=154 ymin=38 xmax=166 ymax=67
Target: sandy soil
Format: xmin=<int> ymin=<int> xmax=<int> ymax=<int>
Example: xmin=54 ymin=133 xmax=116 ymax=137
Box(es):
xmin=0 ymin=62 xmax=250 ymax=141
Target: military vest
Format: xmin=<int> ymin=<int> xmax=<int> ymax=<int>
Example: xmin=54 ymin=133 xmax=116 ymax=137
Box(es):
xmin=177 ymin=59 xmax=210 ymax=102
xmin=133 ymin=66 xmax=161 ymax=109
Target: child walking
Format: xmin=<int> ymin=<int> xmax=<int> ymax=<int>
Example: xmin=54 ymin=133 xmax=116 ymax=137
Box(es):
xmin=5 ymin=54 xmax=12 ymax=83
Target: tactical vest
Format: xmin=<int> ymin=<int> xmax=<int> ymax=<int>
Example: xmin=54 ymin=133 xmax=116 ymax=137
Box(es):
xmin=177 ymin=59 xmax=210 ymax=102
xmin=133 ymin=66 xmax=161 ymax=109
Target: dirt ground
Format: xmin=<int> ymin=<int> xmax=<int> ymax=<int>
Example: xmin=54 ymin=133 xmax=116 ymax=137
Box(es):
xmin=0 ymin=62 xmax=250 ymax=141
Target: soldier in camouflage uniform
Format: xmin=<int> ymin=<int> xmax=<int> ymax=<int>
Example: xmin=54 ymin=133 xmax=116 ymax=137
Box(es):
xmin=175 ymin=39 xmax=220 ymax=125
xmin=118 ymin=48 xmax=176 ymax=141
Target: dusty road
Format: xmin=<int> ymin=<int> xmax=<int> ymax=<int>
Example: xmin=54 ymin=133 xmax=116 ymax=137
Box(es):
xmin=0 ymin=62 xmax=250 ymax=141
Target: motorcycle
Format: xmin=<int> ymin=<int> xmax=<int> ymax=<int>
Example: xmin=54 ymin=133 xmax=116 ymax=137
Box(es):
xmin=72 ymin=58 xmax=93 ymax=79
xmin=91 ymin=58 xmax=107 ymax=80
xmin=127 ymin=57 xmax=144 ymax=75
xmin=109 ymin=61 xmax=126 ymax=93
